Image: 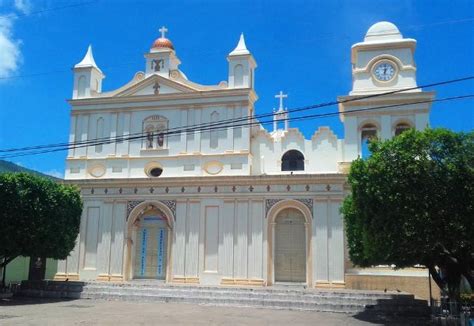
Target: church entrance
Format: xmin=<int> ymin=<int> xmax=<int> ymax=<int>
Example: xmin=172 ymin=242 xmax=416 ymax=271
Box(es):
xmin=133 ymin=211 xmax=168 ymax=280
xmin=274 ymin=208 xmax=306 ymax=283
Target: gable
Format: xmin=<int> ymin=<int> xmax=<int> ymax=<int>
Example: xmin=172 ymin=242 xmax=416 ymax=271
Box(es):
xmin=115 ymin=74 xmax=197 ymax=97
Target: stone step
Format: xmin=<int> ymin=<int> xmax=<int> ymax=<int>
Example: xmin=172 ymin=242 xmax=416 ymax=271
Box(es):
xmin=80 ymin=291 xmax=367 ymax=313
xmin=81 ymin=289 xmax=378 ymax=306
xmin=79 ymin=290 xmax=429 ymax=316
xmin=81 ymin=285 xmax=419 ymax=304
xmin=83 ymin=282 xmax=415 ymax=300
xmin=18 ymin=281 xmax=429 ymax=317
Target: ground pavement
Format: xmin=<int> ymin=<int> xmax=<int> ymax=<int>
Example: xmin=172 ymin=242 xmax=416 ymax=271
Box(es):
xmin=0 ymin=297 xmax=426 ymax=325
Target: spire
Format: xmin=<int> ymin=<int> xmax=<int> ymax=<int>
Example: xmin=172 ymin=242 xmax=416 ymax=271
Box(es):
xmin=229 ymin=33 xmax=250 ymax=56
xmin=74 ymin=45 xmax=102 ymax=73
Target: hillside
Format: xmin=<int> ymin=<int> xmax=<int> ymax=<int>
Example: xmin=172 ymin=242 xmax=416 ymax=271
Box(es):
xmin=0 ymin=160 xmax=61 ymax=180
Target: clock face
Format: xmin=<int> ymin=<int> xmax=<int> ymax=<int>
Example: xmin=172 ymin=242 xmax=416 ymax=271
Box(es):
xmin=373 ymin=62 xmax=396 ymax=82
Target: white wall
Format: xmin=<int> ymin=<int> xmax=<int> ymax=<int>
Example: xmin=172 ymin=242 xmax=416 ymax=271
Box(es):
xmin=251 ymin=127 xmax=343 ymax=175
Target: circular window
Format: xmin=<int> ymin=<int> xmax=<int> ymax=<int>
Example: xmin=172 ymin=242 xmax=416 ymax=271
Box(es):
xmin=149 ymin=167 xmax=163 ymax=177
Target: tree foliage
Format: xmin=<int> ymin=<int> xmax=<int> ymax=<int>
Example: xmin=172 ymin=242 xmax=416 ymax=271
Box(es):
xmin=0 ymin=173 xmax=82 ymax=277
xmin=342 ymin=128 xmax=474 ymax=299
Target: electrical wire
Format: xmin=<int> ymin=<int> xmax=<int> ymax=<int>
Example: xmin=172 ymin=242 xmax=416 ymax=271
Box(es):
xmin=1 ymin=75 xmax=473 ymax=154
xmin=1 ymin=93 xmax=472 ymax=159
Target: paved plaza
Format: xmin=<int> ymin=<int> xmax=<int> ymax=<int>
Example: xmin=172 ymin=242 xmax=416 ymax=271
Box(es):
xmin=0 ymin=298 xmax=423 ymax=325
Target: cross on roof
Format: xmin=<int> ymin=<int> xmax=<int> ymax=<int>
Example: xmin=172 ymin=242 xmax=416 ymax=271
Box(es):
xmin=159 ymin=26 xmax=168 ymax=39
xmin=275 ymin=91 xmax=288 ymax=111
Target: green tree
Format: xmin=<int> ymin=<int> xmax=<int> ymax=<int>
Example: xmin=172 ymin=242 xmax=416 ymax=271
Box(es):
xmin=0 ymin=173 xmax=82 ymax=287
xmin=342 ymin=128 xmax=474 ymax=301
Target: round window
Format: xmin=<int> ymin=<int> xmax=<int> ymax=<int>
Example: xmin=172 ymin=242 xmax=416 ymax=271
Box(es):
xmin=149 ymin=167 xmax=163 ymax=177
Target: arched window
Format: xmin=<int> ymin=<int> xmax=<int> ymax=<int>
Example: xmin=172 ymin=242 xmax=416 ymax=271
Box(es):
xmin=234 ymin=64 xmax=244 ymax=87
xmin=394 ymin=122 xmax=412 ymax=136
xmin=77 ymin=76 xmax=86 ymax=97
xmin=360 ymin=123 xmax=378 ymax=158
xmin=281 ymin=150 xmax=305 ymax=171
xmin=143 ymin=115 xmax=168 ymax=149
xmin=210 ymin=111 xmax=219 ymax=149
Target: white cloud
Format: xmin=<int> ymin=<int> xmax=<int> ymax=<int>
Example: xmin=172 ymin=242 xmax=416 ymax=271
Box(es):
xmin=43 ymin=169 xmax=64 ymax=179
xmin=14 ymin=0 xmax=31 ymax=15
xmin=0 ymin=0 xmax=33 ymax=80
xmin=0 ymin=14 xmax=22 ymax=79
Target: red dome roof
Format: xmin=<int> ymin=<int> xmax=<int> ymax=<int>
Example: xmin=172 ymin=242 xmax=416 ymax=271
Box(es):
xmin=151 ymin=37 xmax=174 ymax=50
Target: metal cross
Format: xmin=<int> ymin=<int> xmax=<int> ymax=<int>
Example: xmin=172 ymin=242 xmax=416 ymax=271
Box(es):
xmin=159 ymin=26 xmax=168 ymax=38
xmin=275 ymin=91 xmax=287 ymax=111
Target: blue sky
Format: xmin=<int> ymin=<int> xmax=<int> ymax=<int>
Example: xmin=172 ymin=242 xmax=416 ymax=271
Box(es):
xmin=0 ymin=0 xmax=473 ymax=177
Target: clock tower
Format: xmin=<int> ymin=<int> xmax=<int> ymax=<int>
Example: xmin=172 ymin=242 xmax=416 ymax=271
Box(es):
xmin=350 ymin=21 xmax=418 ymax=95
xmin=338 ymin=21 xmax=435 ymax=162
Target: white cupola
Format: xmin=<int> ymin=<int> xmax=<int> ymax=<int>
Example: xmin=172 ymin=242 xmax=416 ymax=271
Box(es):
xmin=72 ymin=45 xmax=105 ymax=99
xmin=227 ymin=33 xmax=256 ymax=89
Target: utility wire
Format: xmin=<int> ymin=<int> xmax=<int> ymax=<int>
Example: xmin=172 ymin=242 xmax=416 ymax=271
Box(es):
xmin=1 ymin=94 xmax=472 ymax=159
xmin=1 ymin=75 xmax=473 ymax=154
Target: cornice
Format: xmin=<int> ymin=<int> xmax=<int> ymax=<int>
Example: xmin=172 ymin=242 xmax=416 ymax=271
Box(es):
xmin=351 ymin=39 xmax=416 ymax=64
xmin=68 ymin=88 xmax=257 ymax=108
xmin=338 ymin=91 xmax=435 ymax=108
xmin=66 ymin=151 xmax=251 ymax=161
xmin=63 ymin=173 xmax=347 ymax=188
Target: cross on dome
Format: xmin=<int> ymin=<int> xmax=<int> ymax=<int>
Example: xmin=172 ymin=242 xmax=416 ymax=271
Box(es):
xmin=159 ymin=26 xmax=168 ymax=39
xmin=275 ymin=91 xmax=288 ymax=111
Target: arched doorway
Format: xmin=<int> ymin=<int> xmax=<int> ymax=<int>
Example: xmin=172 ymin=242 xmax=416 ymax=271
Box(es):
xmin=267 ymin=200 xmax=312 ymax=286
xmin=125 ymin=202 xmax=174 ymax=281
xmin=133 ymin=209 xmax=168 ymax=279
xmin=274 ymin=208 xmax=306 ymax=282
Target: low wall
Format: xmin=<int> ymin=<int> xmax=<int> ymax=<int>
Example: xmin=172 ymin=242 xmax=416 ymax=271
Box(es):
xmin=345 ymin=272 xmax=440 ymax=301
xmin=18 ymin=280 xmax=85 ymax=299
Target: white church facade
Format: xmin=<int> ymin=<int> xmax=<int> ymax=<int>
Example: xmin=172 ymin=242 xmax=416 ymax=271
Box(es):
xmin=56 ymin=22 xmax=434 ymax=292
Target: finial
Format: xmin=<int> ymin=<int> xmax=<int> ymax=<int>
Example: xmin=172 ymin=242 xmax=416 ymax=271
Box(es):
xmin=229 ymin=33 xmax=250 ymax=56
xmin=159 ymin=26 xmax=168 ymax=38
xmin=74 ymin=44 xmax=102 ymax=74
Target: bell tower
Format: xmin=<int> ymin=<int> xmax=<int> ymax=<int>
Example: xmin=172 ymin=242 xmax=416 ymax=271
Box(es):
xmin=227 ymin=33 xmax=256 ymax=89
xmin=73 ymin=45 xmax=105 ymax=99
xmin=339 ymin=22 xmax=435 ymax=162
xmin=145 ymin=26 xmax=181 ymax=78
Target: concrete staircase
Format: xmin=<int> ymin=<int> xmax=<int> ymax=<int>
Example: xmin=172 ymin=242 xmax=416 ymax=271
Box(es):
xmin=18 ymin=280 xmax=429 ymax=317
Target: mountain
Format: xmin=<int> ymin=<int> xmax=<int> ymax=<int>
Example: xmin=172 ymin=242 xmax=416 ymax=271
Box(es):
xmin=0 ymin=160 xmax=61 ymax=180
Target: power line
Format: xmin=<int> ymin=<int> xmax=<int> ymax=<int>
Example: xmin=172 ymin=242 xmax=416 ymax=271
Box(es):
xmin=1 ymin=75 xmax=473 ymax=154
xmin=1 ymin=93 xmax=472 ymax=159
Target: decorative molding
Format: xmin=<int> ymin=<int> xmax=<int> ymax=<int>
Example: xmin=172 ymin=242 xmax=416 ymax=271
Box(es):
xmin=127 ymin=200 xmax=144 ymax=218
xmin=265 ymin=199 xmax=283 ymax=217
xmin=159 ymin=200 xmax=177 ymax=221
xmin=265 ymin=198 xmax=313 ymax=218
xmin=172 ymin=276 xmax=199 ymax=284
xmin=221 ymin=277 xmax=265 ymax=286
xmin=126 ymin=199 xmax=176 ymax=221
xmin=296 ymin=198 xmax=314 ymax=213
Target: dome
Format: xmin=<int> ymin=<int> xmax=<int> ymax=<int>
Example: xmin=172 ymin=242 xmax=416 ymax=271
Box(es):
xmin=151 ymin=37 xmax=174 ymax=50
xmin=364 ymin=21 xmax=402 ymax=42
